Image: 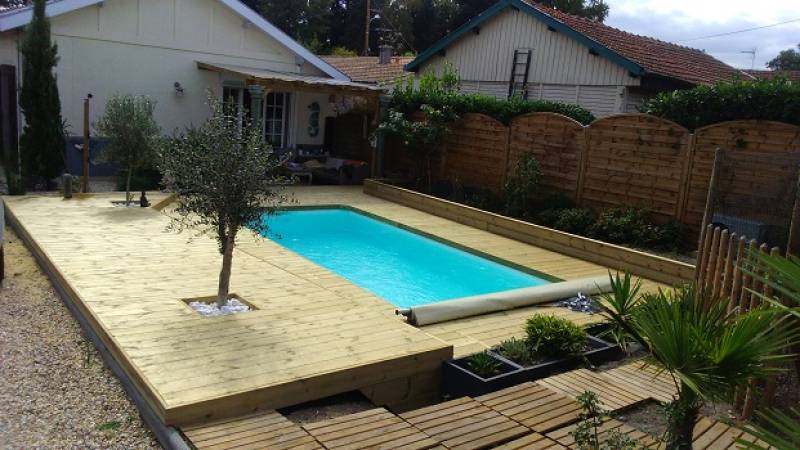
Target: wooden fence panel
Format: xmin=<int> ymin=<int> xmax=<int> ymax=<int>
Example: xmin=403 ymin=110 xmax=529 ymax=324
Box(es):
xmin=441 ymin=113 xmax=509 ymax=193
xmin=508 ymin=113 xmax=584 ymax=199
xmin=582 ymin=114 xmax=691 ymax=219
xmin=683 ymin=121 xmax=800 ymax=229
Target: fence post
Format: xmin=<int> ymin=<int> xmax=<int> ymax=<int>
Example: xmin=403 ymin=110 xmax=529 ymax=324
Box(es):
xmin=501 ymin=120 xmax=513 ymax=191
xmin=575 ymin=126 xmax=590 ymax=206
xmin=675 ymin=132 xmax=695 ymax=222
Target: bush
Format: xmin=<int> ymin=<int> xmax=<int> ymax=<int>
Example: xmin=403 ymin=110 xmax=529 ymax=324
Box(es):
xmin=496 ymin=337 xmax=534 ymax=366
xmin=525 ymin=314 xmax=588 ymax=358
xmin=466 ymin=351 xmax=502 ymax=378
xmin=389 ymin=67 xmax=595 ymax=125
xmin=529 ymin=189 xmax=575 ymax=213
xmin=535 ymin=209 xmax=562 ymax=228
xmin=642 ymin=77 xmax=800 ymax=130
xmin=551 ymin=208 xmax=596 ymax=235
xmin=115 ymin=167 xmax=161 ymax=192
xmin=588 ymin=208 xmax=647 ymax=244
xmin=504 ymin=153 xmax=542 ymax=217
xmin=463 ymin=185 xmax=501 ymax=212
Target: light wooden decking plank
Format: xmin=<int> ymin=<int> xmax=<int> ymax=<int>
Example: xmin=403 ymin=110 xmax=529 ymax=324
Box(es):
xmin=303 ymin=408 xmax=439 ymax=450
xmin=182 ymin=410 xmax=323 ymax=450
xmin=399 ymin=397 xmax=529 ymax=450
xmin=475 ymin=382 xmax=582 ymax=433
xmin=538 ymin=369 xmax=648 ymax=412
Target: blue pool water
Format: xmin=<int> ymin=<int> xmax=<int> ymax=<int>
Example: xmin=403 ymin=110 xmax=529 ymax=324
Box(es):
xmin=258 ymin=208 xmax=550 ymax=308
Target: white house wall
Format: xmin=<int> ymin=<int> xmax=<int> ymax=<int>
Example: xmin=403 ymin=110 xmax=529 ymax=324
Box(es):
xmin=419 ymin=8 xmax=642 ymax=117
xmin=0 ymin=0 xmax=338 ymax=144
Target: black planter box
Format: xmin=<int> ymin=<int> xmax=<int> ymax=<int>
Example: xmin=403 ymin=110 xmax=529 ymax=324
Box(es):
xmin=442 ymin=335 xmax=624 ymax=398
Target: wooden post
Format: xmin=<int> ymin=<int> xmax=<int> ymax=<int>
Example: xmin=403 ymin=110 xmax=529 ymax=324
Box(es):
xmin=699 ymin=148 xmax=724 ymax=252
xmin=786 ymin=168 xmax=800 ymax=257
xmin=574 ymin=126 xmax=590 ymax=206
xmin=675 ymin=132 xmax=695 ymax=222
xmin=82 ymin=96 xmax=90 ymax=193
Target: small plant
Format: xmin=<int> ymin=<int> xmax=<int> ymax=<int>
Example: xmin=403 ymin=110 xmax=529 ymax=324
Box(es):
xmin=97 ymin=420 xmax=122 ymax=431
xmin=589 ymin=208 xmax=646 ymax=244
xmin=496 ymin=337 xmax=534 ymax=366
xmin=552 ymin=208 xmax=596 ymax=235
xmin=571 ymin=391 xmax=640 ymax=450
xmin=525 ymin=314 xmax=588 ymax=359
xmin=94 ymin=95 xmax=161 ymax=204
xmin=598 ymin=272 xmax=642 ymax=354
xmin=466 ymin=351 xmax=502 ymax=378
xmin=504 ymin=153 xmax=542 ymax=218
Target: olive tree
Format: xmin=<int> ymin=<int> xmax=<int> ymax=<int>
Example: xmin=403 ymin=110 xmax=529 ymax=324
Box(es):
xmin=94 ymin=95 xmax=160 ymax=204
xmin=158 ymin=94 xmax=288 ymax=307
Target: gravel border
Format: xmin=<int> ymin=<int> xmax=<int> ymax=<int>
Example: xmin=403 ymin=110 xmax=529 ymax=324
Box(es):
xmin=1 ymin=225 xmax=161 ymax=449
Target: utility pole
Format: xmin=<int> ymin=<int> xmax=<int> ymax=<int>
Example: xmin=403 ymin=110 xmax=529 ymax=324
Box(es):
xmin=363 ymin=0 xmax=371 ymax=56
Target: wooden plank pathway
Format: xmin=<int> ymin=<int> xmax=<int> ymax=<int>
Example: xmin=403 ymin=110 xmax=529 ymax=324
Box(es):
xmin=601 ymin=362 xmax=677 ymax=403
xmin=399 ymin=397 xmax=530 ymax=450
xmin=546 ymin=417 xmax=661 ymax=448
xmin=537 ymin=368 xmax=648 ymax=412
xmin=302 ymin=408 xmax=440 ymax=450
xmin=475 ymin=383 xmax=582 ymax=433
xmin=182 ymin=410 xmax=322 ymax=450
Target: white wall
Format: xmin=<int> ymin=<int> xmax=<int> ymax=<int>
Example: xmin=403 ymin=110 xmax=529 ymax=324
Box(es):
xmin=0 ymin=0 xmax=342 ymax=143
xmin=419 ymin=8 xmax=641 ymax=117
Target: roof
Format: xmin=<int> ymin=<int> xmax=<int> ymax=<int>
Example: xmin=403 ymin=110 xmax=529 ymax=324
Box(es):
xmin=0 ymin=0 xmax=349 ymax=81
xmin=406 ymin=0 xmax=746 ymax=86
xmin=197 ymin=61 xmax=383 ymax=95
xmin=321 ymin=56 xmax=413 ymax=84
xmin=745 ymin=69 xmax=800 ymax=82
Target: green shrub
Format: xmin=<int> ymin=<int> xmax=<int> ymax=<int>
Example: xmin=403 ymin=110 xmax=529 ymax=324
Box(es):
xmin=535 ymin=209 xmax=562 ymax=228
xmin=496 ymin=338 xmax=534 ymax=366
xmin=466 ymin=351 xmax=502 ymax=378
xmin=463 ymin=185 xmax=502 ymax=212
xmin=642 ymin=77 xmax=800 ymax=130
xmin=552 ymin=208 xmax=596 ymax=235
xmin=525 ymin=314 xmax=588 ymax=358
xmin=504 ymin=153 xmax=542 ymax=217
xmin=115 ymin=167 xmax=161 ymax=192
xmin=529 ymin=190 xmax=575 ymax=213
xmin=389 ymin=67 xmax=595 ymax=125
xmin=589 ymin=208 xmax=647 ymax=244
xmin=633 ymin=220 xmax=684 ymax=251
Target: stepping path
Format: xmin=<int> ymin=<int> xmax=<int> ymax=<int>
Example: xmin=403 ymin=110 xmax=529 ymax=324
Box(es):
xmin=399 ymin=397 xmax=530 ymax=450
xmin=600 ymin=362 xmax=677 ymax=403
xmin=475 ymin=382 xmax=582 ymax=433
xmin=302 ymin=408 xmax=440 ymax=450
xmin=692 ymin=417 xmax=774 ymax=450
xmin=492 ymin=432 xmax=567 ymax=449
xmin=537 ymin=368 xmax=648 ymax=412
xmin=182 ymin=410 xmax=322 ymax=450
xmin=546 ymin=417 xmax=661 ymax=449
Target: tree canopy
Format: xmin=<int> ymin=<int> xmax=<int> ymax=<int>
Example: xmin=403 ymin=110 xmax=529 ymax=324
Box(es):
xmin=767 ymin=43 xmax=800 ymax=71
xmin=242 ymin=0 xmax=611 ymax=55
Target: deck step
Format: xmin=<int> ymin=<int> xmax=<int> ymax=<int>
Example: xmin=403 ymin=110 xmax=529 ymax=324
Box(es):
xmin=475 ymin=382 xmax=582 ymax=433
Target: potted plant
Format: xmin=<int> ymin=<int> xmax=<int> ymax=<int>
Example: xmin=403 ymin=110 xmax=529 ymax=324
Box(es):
xmin=442 ymin=314 xmax=622 ymax=398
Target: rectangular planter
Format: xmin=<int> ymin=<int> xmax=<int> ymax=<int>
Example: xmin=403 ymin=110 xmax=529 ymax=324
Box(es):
xmin=442 ymin=335 xmax=624 ymax=398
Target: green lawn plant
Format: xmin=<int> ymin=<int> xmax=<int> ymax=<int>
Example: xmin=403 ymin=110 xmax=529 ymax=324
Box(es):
xmin=525 ymin=314 xmax=588 ymax=359
xmin=496 ymin=337 xmax=534 ymax=366
xmin=158 ymin=93 xmax=289 ymax=307
xmin=601 ymin=278 xmax=798 ymax=450
xmin=94 ymin=95 xmax=161 ymax=204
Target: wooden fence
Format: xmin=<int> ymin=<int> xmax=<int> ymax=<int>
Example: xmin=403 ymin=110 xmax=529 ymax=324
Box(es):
xmin=695 ymin=224 xmax=786 ymax=419
xmin=384 ymin=113 xmax=800 ymax=239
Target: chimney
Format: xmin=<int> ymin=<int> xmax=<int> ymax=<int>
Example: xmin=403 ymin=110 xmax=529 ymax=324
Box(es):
xmin=379 ymin=45 xmax=392 ymax=65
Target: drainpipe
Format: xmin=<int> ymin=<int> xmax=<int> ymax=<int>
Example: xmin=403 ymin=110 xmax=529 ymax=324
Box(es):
xmin=247 ymin=84 xmax=265 ymax=134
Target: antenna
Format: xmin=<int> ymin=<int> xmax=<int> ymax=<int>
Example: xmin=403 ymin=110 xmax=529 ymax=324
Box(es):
xmin=740 ymin=48 xmax=757 ymax=70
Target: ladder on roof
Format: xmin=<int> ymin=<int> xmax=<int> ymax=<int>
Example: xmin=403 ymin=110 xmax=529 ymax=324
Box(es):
xmin=508 ymin=49 xmax=532 ymax=100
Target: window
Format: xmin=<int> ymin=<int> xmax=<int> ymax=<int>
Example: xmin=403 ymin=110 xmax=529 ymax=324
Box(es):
xmin=222 ymin=85 xmax=251 ymax=126
xmin=265 ymin=92 xmax=289 ymax=148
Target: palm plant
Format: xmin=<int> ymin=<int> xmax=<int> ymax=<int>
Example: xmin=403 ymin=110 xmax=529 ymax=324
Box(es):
xmin=734 ymin=252 xmax=800 ymax=450
xmin=598 ymin=271 xmax=641 ymax=354
xmin=602 ymin=278 xmax=798 ymax=450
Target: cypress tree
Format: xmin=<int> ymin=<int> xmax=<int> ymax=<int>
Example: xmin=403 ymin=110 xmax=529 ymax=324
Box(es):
xmin=18 ymin=0 xmax=65 ymax=187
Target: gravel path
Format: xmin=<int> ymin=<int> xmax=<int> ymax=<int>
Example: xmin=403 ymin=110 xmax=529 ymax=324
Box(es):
xmin=1 ymin=226 xmax=160 ymax=449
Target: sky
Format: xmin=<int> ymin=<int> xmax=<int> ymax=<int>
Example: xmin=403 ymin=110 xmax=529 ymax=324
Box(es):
xmin=604 ymin=0 xmax=800 ymax=70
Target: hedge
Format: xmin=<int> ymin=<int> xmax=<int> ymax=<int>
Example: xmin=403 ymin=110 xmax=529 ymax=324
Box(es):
xmin=642 ymin=77 xmax=800 ymax=131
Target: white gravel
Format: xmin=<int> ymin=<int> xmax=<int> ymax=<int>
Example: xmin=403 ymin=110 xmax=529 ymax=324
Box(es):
xmin=0 ymin=226 xmax=160 ymax=449
xmin=190 ymin=298 xmax=250 ymax=317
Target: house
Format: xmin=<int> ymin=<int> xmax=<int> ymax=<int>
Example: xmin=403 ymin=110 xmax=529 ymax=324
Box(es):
xmin=0 ymin=0 xmax=382 ymax=174
xmin=322 ymin=46 xmax=412 ymax=86
xmin=745 ymin=69 xmax=800 ymax=82
xmin=405 ymin=0 xmax=749 ymax=117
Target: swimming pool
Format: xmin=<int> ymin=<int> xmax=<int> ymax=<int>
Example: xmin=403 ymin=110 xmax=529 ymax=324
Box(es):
xmin=257 ymin=208 xmax=551 ymax=308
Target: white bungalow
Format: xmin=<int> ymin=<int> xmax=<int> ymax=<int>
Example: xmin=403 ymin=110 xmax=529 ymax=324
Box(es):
xmin=0 ymin=0 xmax=382 ymax=176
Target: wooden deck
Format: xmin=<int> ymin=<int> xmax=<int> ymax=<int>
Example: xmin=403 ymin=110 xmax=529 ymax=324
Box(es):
xmin=5 ymin=186 xmax=664 ymax=427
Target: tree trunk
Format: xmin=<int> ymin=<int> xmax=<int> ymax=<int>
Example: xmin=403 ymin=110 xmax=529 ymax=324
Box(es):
xmin=665 ymin=387 xmax=700 ymax=450
xmin=216 ymin=233 xmax=235 ymax=307
xmin=125 ymin=166 xmax=133 ymax=205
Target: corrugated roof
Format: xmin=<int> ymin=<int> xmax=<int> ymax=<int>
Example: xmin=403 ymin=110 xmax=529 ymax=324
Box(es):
xmin=321 ymin=56 xmax=412 ymax=84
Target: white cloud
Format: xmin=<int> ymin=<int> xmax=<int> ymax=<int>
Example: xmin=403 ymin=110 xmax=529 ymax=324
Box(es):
xmin=604 ymin=0 xmax=800 ymax=69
